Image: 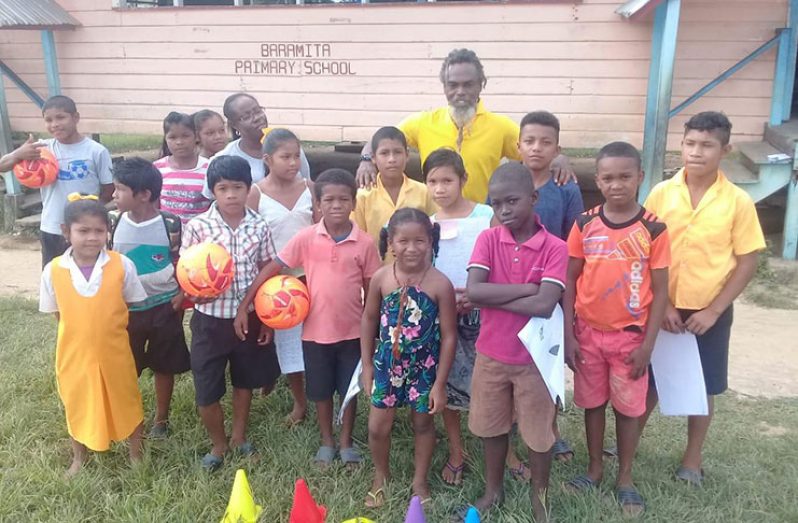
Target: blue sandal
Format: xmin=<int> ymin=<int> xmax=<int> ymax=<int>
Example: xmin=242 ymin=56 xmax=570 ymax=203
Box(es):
xmin=201 ymin=453 xmax=223 ymax=472
xmin=234 ymin=441 xmax=258 ymax=457
xmin=616 ymin=486 xmax=646 ymax=516
xmin=552 ymin=438 xmax=575 ymax=461
xmin=564 ymin=474 xmax=598 ymax=492
xmin=675 ymin=466 xmax=704 ymax=487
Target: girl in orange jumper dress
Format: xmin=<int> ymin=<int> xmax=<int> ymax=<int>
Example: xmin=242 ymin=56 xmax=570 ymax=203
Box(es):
xmin=39 ymin=195 xmax=147 ymax=476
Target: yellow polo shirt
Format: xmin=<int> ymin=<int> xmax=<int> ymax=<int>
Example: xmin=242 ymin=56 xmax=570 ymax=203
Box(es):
xmin=644 ymin=168 xmax=765 ymax=310
xmin=398 ymin=100 xmax=521 ymax=203
xmin=352 ymin=173 xmax=437 ymax=253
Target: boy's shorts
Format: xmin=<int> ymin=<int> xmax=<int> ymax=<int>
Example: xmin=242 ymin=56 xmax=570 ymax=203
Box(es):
xmin=649 ymin=305 xmax=733 ymax=396
xmin=190 ymin=310 xmax=280 ymax=407
xmin=128 ymin=301 xmax=190 ymax=376
xmin=468 ymin=352 xmax=555 ymax=453
xmin=573 ymin=317 xmax=648 ymax=417
xmin=302 ymin=339 xmax=360 ymax=402
xmin=41 ymin=231 xmax=68 ymax=268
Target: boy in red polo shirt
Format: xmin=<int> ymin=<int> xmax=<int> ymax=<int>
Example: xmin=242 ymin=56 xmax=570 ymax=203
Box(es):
xmin=563 ymin=142 xmax=670 ymax=516
xmin=456 ymin=162 xmax=567 ymax=523
xmin=236 ymin=169 xmax=381 ymax=468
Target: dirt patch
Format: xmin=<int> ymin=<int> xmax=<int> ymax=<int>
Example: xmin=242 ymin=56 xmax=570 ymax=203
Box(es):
xmin=758 ymin=421 xmax=789 ymax=437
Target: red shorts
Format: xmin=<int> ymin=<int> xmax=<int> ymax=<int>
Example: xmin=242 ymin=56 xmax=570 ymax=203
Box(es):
xmin=573 ymin=317 xmax=648 ymax=417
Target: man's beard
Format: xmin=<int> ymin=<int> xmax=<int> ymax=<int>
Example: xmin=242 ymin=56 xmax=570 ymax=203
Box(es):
xmin=448 ymin=104 xmax=477 ymax=129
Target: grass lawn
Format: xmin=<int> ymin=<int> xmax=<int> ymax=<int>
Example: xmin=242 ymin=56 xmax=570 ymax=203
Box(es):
xmin=0 ymin=296 xmax=796 ymax=522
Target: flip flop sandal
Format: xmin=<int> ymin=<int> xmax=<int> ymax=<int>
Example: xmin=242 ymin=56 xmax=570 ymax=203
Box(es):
xmin=200 ymin=453 xmax=223 ymax=472
xmin=675 ymin=466 xmax=704 ymax=487
xmin=148 ymin=421 xmax=169 ymax=440
xmin=603 ymin=446 xmax=619 ymax=459
xmin=616 ymin=486 xmax=646 ymax=516
xmin=564 ymin=474 xmax=599 ymax=493
xmin=507 ymin=461 xmax=531 ymax=481
xmin=442 ymin=461 xmax=466 ymax=485
xmin=233 ymin=441 xmax=258 ymax=457
xmin=339 ymin=446 xmax=363 ymax=466
xmin=364 ymin=487 xmax=386 ymax=508
xmin=552 ymin=438 xmax=575 ymax=461
xmin=314 ymin=445 xmax=336 ymax=467
xmin=283 ymin=413 xmax=305 ymax=428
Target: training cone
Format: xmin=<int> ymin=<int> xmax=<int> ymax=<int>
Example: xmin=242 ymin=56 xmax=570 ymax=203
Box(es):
xmin=404 ymin=496 xmax=426 ymax=523
xmin=289 ymin=479 xmax=327 ymax=523
xmin=464 ymin=506 xmax=481 ymax=523
xmin=220 ymin=469 xmax=262 ymax=523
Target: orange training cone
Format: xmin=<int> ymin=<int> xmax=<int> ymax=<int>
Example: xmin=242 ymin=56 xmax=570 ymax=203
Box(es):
xmin=289 ymin=479 xmax=327 ymax=523
xmin=220 ymin=469 xmax=262 ymax=523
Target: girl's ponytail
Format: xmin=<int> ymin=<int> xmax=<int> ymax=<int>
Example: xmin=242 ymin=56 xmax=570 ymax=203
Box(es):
xmin=378 ymin=227 xmax=390 ymax=261
xmin=431 ymin=222 xmax=441 ymax=263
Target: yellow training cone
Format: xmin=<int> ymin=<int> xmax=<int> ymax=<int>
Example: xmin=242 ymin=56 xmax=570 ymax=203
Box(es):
xmin=221 ymin=469 xmax=263 ymax=523
xmin=342 ymin=519 xmax=376 ymax=523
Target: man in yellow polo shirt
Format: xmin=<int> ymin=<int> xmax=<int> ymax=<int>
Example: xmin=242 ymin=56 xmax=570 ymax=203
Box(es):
xmin=641 ymin=112 xmax=766 ymax=487
xmin=356 ymin=48 xmax=570 ymax=203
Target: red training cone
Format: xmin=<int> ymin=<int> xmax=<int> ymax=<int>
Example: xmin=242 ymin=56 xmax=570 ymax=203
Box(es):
xmin=404 ymin=495 xmax=426 ymax=523
xmin=289 ymin=479 xmax=327 ymax=523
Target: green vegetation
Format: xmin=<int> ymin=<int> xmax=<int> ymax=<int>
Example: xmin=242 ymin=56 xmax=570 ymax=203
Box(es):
xmin=0 ymin=297 xmax=796 ymax=522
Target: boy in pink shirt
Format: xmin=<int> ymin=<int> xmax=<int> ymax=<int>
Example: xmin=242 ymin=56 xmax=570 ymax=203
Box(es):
xmin=237 ymin=169 xmax=381 ymax=467
xmin=457 ymin=162 xmax=567 ymax=523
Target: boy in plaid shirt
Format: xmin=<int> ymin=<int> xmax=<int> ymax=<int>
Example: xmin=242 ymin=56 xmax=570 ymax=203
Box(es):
xmin=181 ymin=155 xmax=280 ymax=471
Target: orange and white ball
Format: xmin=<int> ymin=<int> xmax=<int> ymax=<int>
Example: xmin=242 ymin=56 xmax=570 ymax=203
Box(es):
xmin=254 ymin=275 xmax=310 ymax=330
xmin=13 ymin=148 xmax=58 ymax=188
xmin=176 ymin=243 xmax=234 ymax=298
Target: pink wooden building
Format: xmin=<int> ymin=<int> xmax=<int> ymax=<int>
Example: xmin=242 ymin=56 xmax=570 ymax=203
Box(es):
xmin=0 ymin=0 xmax=796 ymax=257
xmin=0 ymin=0 xmax=788 ymax=149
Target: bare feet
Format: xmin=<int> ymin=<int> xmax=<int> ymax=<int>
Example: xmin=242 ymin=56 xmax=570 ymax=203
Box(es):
xmin=65 ymin=457 xmax=85 ymax=478
xmin=66 ymin=439 xmax=88 ymax=478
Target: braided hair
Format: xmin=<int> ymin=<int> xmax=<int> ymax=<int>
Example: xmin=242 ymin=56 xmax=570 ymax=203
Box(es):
xmin=378 ymin=208 xmax=441 ymax=262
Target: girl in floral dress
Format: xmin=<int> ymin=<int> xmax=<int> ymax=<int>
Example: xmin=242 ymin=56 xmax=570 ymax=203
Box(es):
xmin=361 ymin=208 xmax=457 ymax=508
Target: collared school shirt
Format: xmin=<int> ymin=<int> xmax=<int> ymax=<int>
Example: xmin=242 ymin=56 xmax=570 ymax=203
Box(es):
xmin=181 ymin=203 xmax=276 ymax=319
xmin=277 ymin=221 xmax=381 ymax=344
xmin=352 ymin=173 xmax=437 ymax=249
xmin=40 ymin=247 xmax=146 ymax=312
xmin=467 ymin=216 xmax=568 ymax=365
xmin=398 ymin=100 xmax=521 ymax=203
xmin=644 ymin=168 xmax=766 ymax=310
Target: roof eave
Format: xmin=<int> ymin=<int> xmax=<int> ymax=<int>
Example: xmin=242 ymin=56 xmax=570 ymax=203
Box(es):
xmin=616 ymin=0 xmax=664 ymax=21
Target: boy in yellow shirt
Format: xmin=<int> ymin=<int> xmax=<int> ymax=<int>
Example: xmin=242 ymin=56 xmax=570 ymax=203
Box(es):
xmin=352 ymin=126 xmax=437 ymax=255
xmin=641 ymin=111 xmax=766 ymax=486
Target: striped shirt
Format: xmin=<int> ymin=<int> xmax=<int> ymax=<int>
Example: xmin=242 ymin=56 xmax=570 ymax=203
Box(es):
xmin=154 ymin=156 xmax=211 ymax=225
xmin=181 ymin=203 xmax=276 ymax=319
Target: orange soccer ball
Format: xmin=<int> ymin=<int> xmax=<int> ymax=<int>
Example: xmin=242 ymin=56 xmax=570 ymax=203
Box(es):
xmin=13 ymin=148 xmax=58 ymax=188
xmin=254 ymin=275 xmax=310 ymax=330
xmin=176 ymin=243 xmax=234 ymax=298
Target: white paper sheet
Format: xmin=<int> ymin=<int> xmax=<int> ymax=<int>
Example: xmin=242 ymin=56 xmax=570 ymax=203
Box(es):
xmin=650 ymin=331 xmax=708 ymax=416
xmin=517 ymin=304 xmax=565 ymax=405
xmin=336 ymin=360 xmax=363 ymax=425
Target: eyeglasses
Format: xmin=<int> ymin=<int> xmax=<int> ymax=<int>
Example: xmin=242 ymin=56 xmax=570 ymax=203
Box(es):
xmin=238 ymin=106 xmax=266 ymax=124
